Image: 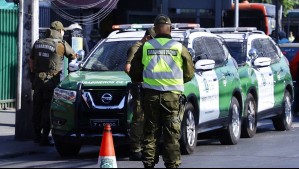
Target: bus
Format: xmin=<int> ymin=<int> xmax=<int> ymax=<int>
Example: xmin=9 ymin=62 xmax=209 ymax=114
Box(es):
xmin=283 ymin=9 xmax=299 ymax=42
xmin=223 ymin=1 xmax=277 ymax=35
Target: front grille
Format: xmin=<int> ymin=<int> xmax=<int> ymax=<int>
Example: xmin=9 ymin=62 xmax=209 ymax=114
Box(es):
xmin=89 ymin=90 xmax=126 ymax=106
xmin=76 ymin=88 xmax=130 ymax=132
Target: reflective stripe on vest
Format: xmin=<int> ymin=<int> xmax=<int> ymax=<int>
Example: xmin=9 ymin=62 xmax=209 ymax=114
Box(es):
xmin=142 ymin=38 xmax=184 ymax=92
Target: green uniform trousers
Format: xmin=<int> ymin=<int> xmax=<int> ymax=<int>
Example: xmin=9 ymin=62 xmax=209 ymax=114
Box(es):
xmin=130 ymin=83 xmax=144 ymax=153
xmin=142 ymin=89 xmax=182 ymax=168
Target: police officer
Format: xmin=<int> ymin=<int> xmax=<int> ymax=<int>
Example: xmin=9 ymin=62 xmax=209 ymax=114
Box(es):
xmin=125 ymin=27 xmax=156 ymax=161
xmin=130 ymin=14 xmax=195 ymax=168
xmin=29 ymin=21 xmax=77 ymax=146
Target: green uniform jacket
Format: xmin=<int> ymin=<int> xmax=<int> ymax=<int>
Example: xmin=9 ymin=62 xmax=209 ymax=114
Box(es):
xmin=129 ymin=34 xmax=195 ymax=84
xmin=30 ymin=29 xmax=76 ymax=74
xmin=126 ymin=41 xmax=143 ymax=63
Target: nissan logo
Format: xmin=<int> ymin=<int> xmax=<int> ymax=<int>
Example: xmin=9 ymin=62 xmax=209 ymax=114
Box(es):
xmin=101 ymin=93 xmax=112 ymax=104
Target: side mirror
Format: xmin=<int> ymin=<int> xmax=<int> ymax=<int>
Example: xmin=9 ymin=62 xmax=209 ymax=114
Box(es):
xmin=248 ymin=48 xmax=258 ymax=60
xmin=77 ymin=50 xmax=85 ymax=61
xmin=254 ymin=57 xmax=271 ymax=67
xmin=195 ymin=59 xmax=215 ymax=71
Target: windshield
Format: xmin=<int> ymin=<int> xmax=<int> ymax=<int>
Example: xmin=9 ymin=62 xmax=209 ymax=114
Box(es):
xmin=224 ymin=10 xmax=266 ymax=33
xmin=225 ymin=41 xmax=247 ymax=64
xmin=83 ymin=40 xmax=137 ymax=71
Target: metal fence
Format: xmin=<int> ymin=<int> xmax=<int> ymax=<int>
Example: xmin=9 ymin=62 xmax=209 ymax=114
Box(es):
xmin=0 ymin=8 xmax=18 ymax=109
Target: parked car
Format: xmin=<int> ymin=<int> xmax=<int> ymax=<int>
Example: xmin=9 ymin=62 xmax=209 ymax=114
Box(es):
xmin=209 ymin=27 xmax=294 ymax=138
xmin=50 ymin=24 xmax=243 ymax=156
xmin=279 ymin=43 xmax=299 ymax=113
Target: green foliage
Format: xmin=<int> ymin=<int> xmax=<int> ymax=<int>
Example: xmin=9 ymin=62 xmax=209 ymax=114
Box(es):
xmin=280 ymin=0 xmax=299 ymax=14
xmin=246 ymin=0 xmax=299 ymax=15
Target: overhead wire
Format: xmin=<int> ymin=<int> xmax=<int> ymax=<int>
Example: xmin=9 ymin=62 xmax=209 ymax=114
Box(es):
xmin=55 ymin=0 xmax=107 ymax=9
xmin=46 ymin=0 xmax=119 ymax=25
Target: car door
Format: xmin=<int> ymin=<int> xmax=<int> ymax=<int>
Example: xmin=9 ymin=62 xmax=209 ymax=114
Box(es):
xmin=268 ymin=38 xmax=288 ymax=106
xmin=188 ymin=32 xmax=231 ymax=123
xmin=250 ymin=37 xmax=275 ymax=112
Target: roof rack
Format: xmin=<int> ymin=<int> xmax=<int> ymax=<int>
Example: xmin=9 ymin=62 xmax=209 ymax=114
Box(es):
xmin=112 ymin=23 xmax=200 ymax=31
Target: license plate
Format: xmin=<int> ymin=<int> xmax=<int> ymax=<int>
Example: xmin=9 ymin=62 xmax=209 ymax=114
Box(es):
xmin=90 ymin=119 xmax=119 ymax=127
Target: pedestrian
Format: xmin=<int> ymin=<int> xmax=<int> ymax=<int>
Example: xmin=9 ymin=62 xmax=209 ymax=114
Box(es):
xmin=88 ymin=29 xmax=101 ymax=51
xmin=278 ymin=31 xmax=290 ymax=44
xmin=289 ymin=31 xmax=295 ymax=43
xmin=129 ymin=14 xmax=195 ymax=168
xmin=29 ymin=21 xmax=77 ymax=146
xmin=124 ymin=27 xmax=156 ymax=161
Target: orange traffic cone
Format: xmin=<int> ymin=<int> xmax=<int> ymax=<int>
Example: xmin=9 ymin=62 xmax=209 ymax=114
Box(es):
xmin=98 ymin=124 xmax=117 ymax=168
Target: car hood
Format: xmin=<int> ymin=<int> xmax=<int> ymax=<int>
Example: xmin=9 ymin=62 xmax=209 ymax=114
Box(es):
xmin=58 ymin=71 xmax=131 ymax=90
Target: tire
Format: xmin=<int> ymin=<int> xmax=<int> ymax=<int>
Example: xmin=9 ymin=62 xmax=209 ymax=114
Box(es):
xmin=241 ymin=93 xmax=257 ymax=138
xmin=53 ymin=135 xmax=82 ymax=157
xmin=219 ymin=97 xmax=241 ymax=145
xmin=180 ymin=103 xmax=198 ymax=155
xmin=272 ymin=91 xmax=293 ymax=131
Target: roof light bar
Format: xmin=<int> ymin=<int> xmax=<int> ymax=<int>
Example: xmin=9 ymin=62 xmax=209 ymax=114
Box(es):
xmin=112 ymin=23 xmax=200 ymax=30
xmin=208 ymin=27 xmax=258 ymax=33
xmin=112 ymin=24 xmax=153 ymax=30
xmin=172 ymin=23 xmax=200 ymax=29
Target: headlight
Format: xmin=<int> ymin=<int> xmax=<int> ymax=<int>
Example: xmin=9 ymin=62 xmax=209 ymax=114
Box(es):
xmin=53 ymin=88 xmax=77 ymax=102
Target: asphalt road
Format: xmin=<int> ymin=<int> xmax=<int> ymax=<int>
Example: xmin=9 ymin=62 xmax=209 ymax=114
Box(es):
xmin=0 ymin=111 xmax=299 ymax=168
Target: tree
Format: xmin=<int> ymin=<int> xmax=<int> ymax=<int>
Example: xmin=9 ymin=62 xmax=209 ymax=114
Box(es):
xmin=247 ymin=0 xmax=299 ymax=15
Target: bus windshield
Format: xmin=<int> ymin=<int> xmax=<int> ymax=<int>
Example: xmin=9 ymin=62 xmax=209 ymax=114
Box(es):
xmin=223 ymin=2 xmax=276 ymax=35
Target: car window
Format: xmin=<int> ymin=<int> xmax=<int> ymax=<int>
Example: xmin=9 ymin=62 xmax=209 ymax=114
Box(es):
xmin=225 ymin=41 xmax=247 ymax=65
xmin=251 ymin=38 xmax=280 ymax=62
xmin=83 ymin=41 xmax=137 ymax=71
xmin=192 ymin=37 xmax=227 ymax=67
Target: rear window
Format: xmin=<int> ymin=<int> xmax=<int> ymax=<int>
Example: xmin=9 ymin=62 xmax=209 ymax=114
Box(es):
xmin=83 ymin=41 xmax=136 ymax=71
xmin=225 ymin=41 xmax=247 ymax=64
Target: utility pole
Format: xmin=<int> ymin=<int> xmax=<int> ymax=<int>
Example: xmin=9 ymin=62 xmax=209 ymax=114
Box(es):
xmin=32 ymin=0 xmax=39 ymax=44
xmin=275 ymin=0 xmax=280 ymax=43
xmin=15 ymin=0 xmax=39 ymax=140
xmin=235 ymin=0 xmax=239 ymax=28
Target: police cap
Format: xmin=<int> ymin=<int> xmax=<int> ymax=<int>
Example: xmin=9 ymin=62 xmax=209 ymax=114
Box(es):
xmin=154 ymin=14 xmax=172 ymax=26
xmin=50 ymin=21 xmax=65 ymax=31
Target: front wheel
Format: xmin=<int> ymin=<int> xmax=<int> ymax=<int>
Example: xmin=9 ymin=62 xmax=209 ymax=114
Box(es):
xmin=219 ymin=97 xmax=241 ymax=145
xmin=272 ymin=91 xmax=293 ymax=131
xmin=241 ymin=93 xmax=257 ymax=138
xmin=180 ymin=103 xmax=198 ymax=155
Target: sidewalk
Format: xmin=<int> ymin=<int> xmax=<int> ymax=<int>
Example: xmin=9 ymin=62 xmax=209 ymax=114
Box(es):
xmin=0 ymin=110 xmax=54 ymax=159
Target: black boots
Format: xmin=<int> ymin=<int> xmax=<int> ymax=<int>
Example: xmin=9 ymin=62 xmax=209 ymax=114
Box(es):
xmin=36 ymin=128 xmax=54 ymax=147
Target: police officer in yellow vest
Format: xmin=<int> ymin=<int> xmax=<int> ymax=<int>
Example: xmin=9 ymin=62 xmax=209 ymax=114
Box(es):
xmin=130 ymin=14 xmax=195 ymax=168
xmin=29 ymin=21 xmax=77 ymax=146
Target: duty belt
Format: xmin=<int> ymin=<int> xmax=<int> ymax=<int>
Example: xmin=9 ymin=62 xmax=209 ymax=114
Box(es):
xmin=36 ymin=72 xmax=56 ymax=81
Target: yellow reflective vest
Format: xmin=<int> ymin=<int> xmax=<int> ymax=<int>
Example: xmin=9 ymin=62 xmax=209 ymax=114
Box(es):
xmin=142 ymin=38 xmax=184 ymax=92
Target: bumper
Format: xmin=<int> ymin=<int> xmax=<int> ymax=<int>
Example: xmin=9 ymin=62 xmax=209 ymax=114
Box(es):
xmin=52 ymin=129 xmax=131 ymax=146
